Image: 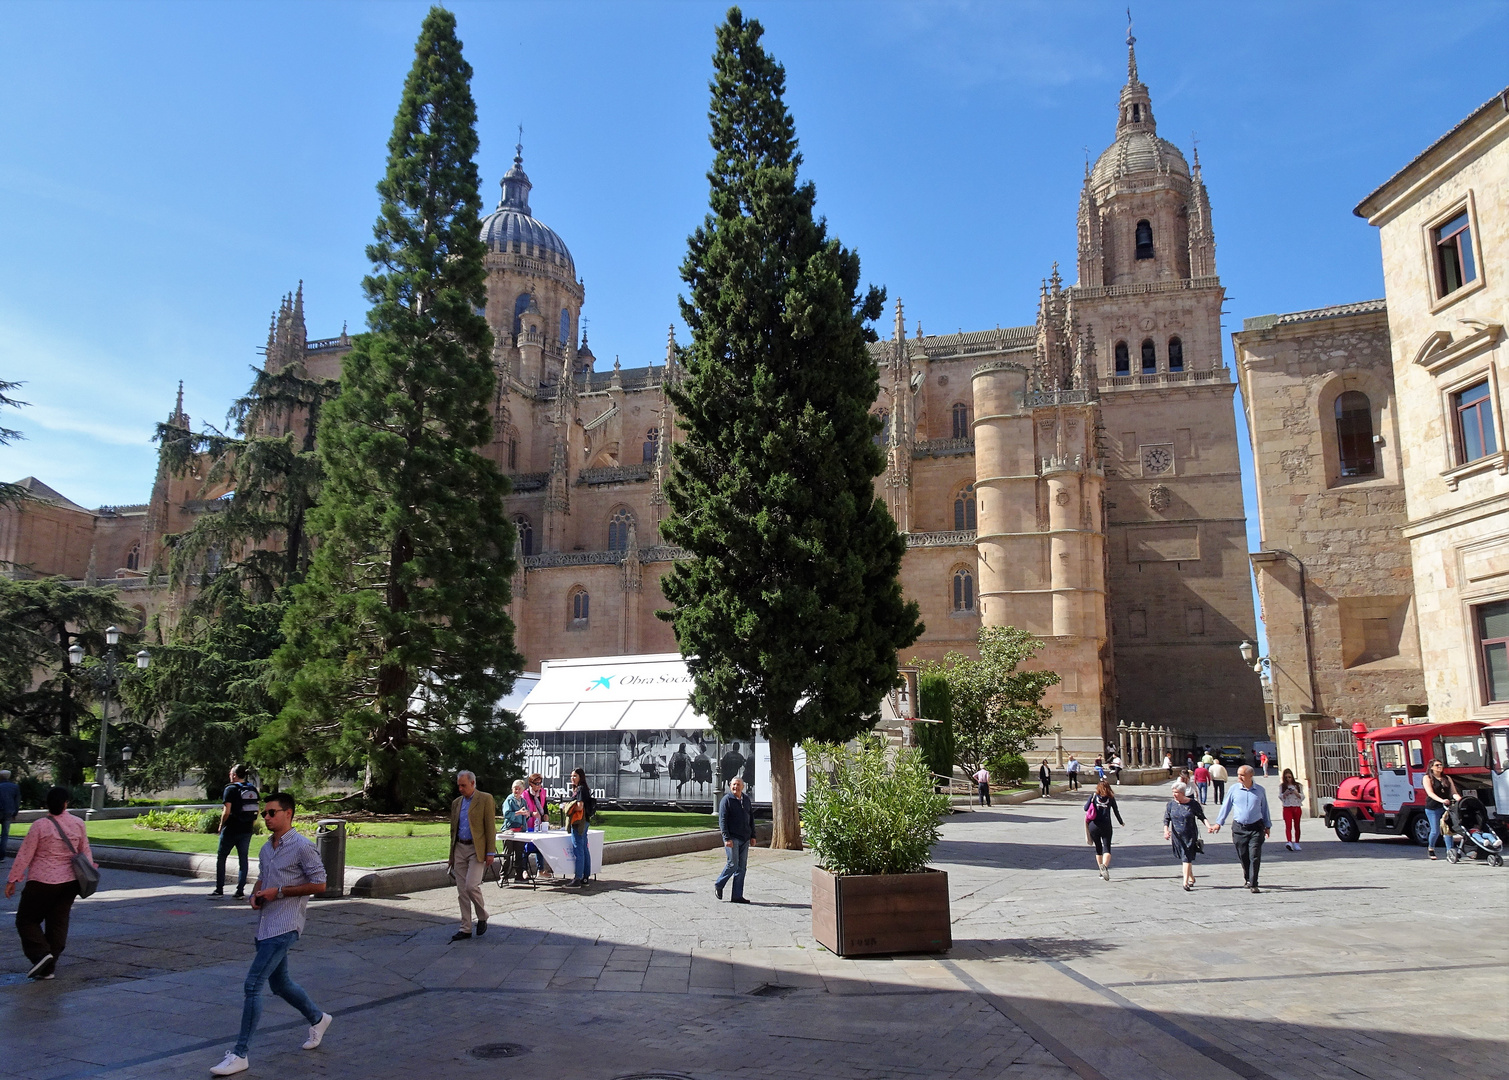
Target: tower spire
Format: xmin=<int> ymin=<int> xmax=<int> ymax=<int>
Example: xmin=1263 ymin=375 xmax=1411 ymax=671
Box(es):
xmin=1126 ymin=8 xmax=1138 ymax=84
xmin=498 ymin=127 xmax=533 ymax=215
xmin=1115 ymin=9 xmax=1155 ymax=137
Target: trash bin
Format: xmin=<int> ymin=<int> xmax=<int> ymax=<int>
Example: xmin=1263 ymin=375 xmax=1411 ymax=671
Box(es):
xmin=314 ymin=819 xmax=346 ymax=899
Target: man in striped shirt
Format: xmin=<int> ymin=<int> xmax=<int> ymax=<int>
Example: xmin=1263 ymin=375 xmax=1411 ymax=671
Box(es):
xmin=211 ymin=793 xmax=333 ymax=1076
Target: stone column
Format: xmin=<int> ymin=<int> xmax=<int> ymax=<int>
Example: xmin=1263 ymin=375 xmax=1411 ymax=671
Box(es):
xmin=1117 ymin=724 xmax=1129 ymax=766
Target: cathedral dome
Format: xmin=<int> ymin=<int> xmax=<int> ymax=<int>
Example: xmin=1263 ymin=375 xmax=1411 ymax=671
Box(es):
xmin=479 ymin=145 xmax=574 ymax=269
xmin=1090 ymin=130 xmax=1190 ymax=189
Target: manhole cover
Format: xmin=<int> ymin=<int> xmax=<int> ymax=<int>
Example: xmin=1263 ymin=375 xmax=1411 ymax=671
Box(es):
xmin=469 ymin=1042 xmax=530 ymax=1060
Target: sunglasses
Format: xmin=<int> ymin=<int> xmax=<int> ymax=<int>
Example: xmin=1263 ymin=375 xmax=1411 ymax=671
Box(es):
xmin=261 ymin=809 xmax=287 ymax=818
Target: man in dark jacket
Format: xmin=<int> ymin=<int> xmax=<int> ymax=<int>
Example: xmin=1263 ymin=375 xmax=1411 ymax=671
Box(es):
xmin=713 ymin=778 xmax=753 ymax=904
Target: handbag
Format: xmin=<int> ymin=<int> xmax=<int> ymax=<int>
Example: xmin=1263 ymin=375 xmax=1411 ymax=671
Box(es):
xmin=1193 ymin=834 xmax=1206 ymax=855
xmin=45 ymin=816 xmax=100 ymax=898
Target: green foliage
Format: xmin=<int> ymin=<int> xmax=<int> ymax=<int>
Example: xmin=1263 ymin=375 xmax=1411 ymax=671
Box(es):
xmin=915 ymin=626 xmax=1060 ymax=774
xmin=271 ymin=7 xmax=521 ymax=812
xmin=135 ymin=808 xmax=231 ymax=834
xmin=659 ymin=8 xmax=921 ymax=841
xmin=800 ymin=737 xmax=948 ymax=876
xmin=915 ymin=672 xmax=956 ymax=783
xmin=0 ymin=378 xmax=30 ymax=513
xmin=0 ymin=577 xmax=132 ymax=786
xmin=989 ymin=753 xmax=1029 ymax=786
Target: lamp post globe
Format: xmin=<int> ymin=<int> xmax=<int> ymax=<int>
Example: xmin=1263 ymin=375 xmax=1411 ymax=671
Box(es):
xmin=136 ymin=649 xmax=150 ymax=670
xmin=105 ymin=625 xmax=120 ymax=647
xmin=1238 ymin=640 xmax=1255 ymax=665
xmin=68 ymin=643 xmax=84 ymax=667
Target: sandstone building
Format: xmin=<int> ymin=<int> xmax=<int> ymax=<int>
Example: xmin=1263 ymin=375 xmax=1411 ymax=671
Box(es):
xmin=4 ymin=35 xmax=1268 ymax=753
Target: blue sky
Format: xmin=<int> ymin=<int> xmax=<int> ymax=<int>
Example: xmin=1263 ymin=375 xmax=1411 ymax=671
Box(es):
xmin=3 ymin=1 xmax=1506 ymax=627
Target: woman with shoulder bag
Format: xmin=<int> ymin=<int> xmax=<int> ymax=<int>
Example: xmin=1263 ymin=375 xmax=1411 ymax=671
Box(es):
xmin=1084 ymin=781 xmax=1125 ymax=881
xmin=1163 ymin=781 xmax=1207 ymax=890
xmin=5 ymin=787 xmax=98 ymax=980
xmin=564 ymin=769 xmax=595 ymax=887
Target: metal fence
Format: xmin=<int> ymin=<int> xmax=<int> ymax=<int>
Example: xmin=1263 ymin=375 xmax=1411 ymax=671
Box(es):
xmin=1311 ymin=727 xmax=1357 ymax=801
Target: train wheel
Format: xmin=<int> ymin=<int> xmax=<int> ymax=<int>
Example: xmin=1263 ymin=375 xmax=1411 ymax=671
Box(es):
xmin=1407 ymin=813 xmax=1432 ymax=847
xmin=1334 ymin=813 xmax=1361 ymax=843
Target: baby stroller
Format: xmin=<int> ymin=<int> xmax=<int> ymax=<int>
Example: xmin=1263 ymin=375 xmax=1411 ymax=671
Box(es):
xmin=1446 ymin=795 xmax=1505 ymax=866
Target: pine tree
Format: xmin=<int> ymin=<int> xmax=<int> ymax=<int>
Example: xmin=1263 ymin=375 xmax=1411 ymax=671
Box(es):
xmin=661 ymin=8 xmax=922 ymax=849
xmin=0 ymin=378 xmax=30 ymax=512
xmin=271 ymin=7 xmax=520 ymax=811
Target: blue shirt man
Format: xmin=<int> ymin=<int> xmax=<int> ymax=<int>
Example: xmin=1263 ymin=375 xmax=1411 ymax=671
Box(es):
xmin=1210 ymin=766 xmax=1271 ymax=893
xmin=458 ymin=794 xmax=473 ymax=842
xmin=714 ymin=778 xmax=754 ymax=904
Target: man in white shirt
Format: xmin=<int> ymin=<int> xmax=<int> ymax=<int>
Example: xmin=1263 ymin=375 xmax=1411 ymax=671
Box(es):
xmin=972 ymin=766 xmax=991 ymax=807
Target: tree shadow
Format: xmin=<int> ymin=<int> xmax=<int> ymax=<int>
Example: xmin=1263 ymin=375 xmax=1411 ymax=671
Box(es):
xmin=952 ymin=936 xmax=1119 ymax=962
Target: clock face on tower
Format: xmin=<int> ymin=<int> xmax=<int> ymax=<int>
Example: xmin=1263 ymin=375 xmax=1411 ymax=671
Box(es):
xmin=1142 ymin=446 xmax=1173 ymax=475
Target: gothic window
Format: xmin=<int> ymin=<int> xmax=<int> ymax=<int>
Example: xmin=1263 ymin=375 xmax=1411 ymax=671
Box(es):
xmin=1114 ymin=341 xmax=1130 ymax=375
xmin=506 ymin=437 xmax=518 ymax=471
xmin=951 ymin=402 xmax=970 ymax=440
xmin=608 ymin=507 xmax=635 ymax=551
xmin=1334 ymin=391 xmax=1376 ymax=477
xmin=569 ymin=587 xmax=590 ymax=626
xmin=1141 ymin=339 xmax=1157 ymax=374
xmin=512 ymin=292 xmax=531 ymax=334
xmin=1453 ymin=381 xmax=1497 ymax=465
xmin=1433 ymin=209 xmax=1477 ymax=297
xmin=954 ymin=483 xmax=977 ymax=532
xmin=952 ymin=567 xmax=975 ymax=613
xmin=513 ymin=515 xmax=534 ymax=557
xmin=874 ymin=409 xmax=890 ymax=446
xmin=125 ymin=544 xmax=139 ymax=571
xmin=1167 ymin=337 xmax=1184 ymax=372
xmin=643 ymin=428 xmax=659 ymax=463
xmin=559 ymin=307 xmax=571 ymax=344
xmin=1135 ymin=219 xmax=1154 ymax=261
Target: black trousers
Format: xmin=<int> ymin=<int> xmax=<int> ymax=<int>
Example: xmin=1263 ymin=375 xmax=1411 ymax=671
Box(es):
xmin=16 ymin=880 xmax=79 ymax=963
xmin=1231 ymin=823 xmax=1266 ymax=887
xmin=1212 ymin=780 xmax=1226 ymax=802
xmin=977 ymin=782 xmax=991 ymax=807
xmin=1040 ymin=777 xmax=1051 ymax=796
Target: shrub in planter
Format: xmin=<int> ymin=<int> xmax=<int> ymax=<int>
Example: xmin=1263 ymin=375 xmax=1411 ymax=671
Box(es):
xmin=801 ymin=737 xmax=952 ymax=956
xmin=990 ymin=753 xmax=1029 ymax=786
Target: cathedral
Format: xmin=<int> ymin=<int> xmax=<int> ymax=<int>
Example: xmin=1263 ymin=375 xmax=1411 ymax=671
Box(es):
xmin=2 ymin=34 xmax=1266 ymax=754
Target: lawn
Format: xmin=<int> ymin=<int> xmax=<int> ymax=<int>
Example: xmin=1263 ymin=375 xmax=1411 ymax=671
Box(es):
xmin=9 ymin=811 xmax=718 ymax=869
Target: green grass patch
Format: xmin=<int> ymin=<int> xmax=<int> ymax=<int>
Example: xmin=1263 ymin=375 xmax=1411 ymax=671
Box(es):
xmin=10 ymin=810 xmax=719 ymax=868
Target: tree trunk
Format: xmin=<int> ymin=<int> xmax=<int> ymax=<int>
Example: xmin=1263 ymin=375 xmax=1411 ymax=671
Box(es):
xmin=767 ymin=734 xmax=803 ymax=851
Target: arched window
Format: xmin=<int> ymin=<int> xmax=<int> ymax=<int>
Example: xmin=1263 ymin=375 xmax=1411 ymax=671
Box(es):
xmin=608 ymin=507 xmax=635 ymax=551
xmin=954 ymin=483 xmax=977 ymax=532
xmin=506 ymin=436 xmax=518 ymax=471
xmin=1131 ymin=103 xmax=1141 ymax=123
xmin=1335 ymin=391 xmax=1376 ymax=477
xmin=1167 ymin=337 xmax=1184 ymax=372
xmin=513 ymin=515 xmax=534 ymax=557
xmin=1114 ymin=341 xmax=1130 ymax=375
xmin=953 ymin=568 xmax=975 ymax=613
xmin=1135 ymin=219 xmax=1154 ymax=260
xmin=951 ymin=402 xmax=970 ymax=440
xmin=125 ymin=544 xmax=140 ymax=571
xmin=873 ymin=409 xmax=890 ymax=446
xmin=559 ymin=307 xmax=571 ymax=344
xmin=570 ymin=588 xmax=590 ymax=625
xmin=643 ymin=428 xmax=660 ymax=463
xmin=1141 ymin=339 xmax=1157 ymax=374
xmin=512 ymin=292 xmax=531 ymax=334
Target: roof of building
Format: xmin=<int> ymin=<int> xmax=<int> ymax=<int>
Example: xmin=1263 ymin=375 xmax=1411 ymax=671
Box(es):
xmin=1240 ymin=299 xmax=1387 ymax=333
xmin=8 ymin=477 xmax=92 ymax=514
xmin=1355 ymin=87 xmax=1509 ymax=218
xmin=479 ymin=144 xmax=574 ymax=267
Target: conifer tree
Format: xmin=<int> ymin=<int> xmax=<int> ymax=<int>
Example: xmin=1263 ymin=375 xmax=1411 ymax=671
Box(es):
xmin=271 ymin=7 xmax=520 ymax=811
xmin=661 ymin=8 xmax=922 ymax=849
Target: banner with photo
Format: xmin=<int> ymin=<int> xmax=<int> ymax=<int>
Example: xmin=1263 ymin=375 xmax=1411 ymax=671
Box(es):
xmin=521 ymin=729 xmax=759 ymax=805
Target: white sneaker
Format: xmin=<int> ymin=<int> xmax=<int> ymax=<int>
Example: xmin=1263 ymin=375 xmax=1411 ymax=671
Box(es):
xmin=210 ymin=1052 xmax=249 ymax=1076
xmin=1284 ymin=842 xmax=1292 ymax=851
xmin=1292 ymin=842 xmax=1302 ymax=851
xmin=303 ymin=1012 xmax=333 ymax=1050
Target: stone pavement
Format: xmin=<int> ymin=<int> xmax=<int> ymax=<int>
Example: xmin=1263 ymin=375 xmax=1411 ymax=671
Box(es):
xmin=1 ymin=783 xmax=1504 ymax=1080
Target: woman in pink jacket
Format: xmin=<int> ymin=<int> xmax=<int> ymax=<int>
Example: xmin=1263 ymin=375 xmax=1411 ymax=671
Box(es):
xmin=5 ymin=787 xmax=96 ymax=980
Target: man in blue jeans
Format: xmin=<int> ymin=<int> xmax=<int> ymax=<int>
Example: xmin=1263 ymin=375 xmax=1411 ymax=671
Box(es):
xmin=211 ymin=764 xmax=260 ymax=899
xmin=713 ymin=777 xmax=754 ymax=904
xmin=210 ymin=793 xmax=332 ymax=1076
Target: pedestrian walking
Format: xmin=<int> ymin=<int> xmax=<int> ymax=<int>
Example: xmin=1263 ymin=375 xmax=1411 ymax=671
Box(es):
xmin=1084 ymin=781 xmax=1125 ymax=881
xmin=1209 ymin=766 xmax=1271 ymax=893
xmin=1110 ymin=755 xmax=1123 ymax=784
xmin=564 ymin=768 xmax=596 ymax=887
xmin=5 ymin=786 xmax=95 ymax=981
xmin=1200 ymin=748 xmax=1215 ymax=766
xmin=1193 ymin=762 xmax=1210 ymax=804
xmin=1038 ymin=760 xmax=1052 ymax=797
xmin=0 ymin=770 xmax=19 ymax=862
xmin=1171 ymin=767 xmax=1196 ymax=802
xmin=1162 ymin=752 xmax=1173 ymax=778
xmin=209 ymin=792 xmax=331 ymax=1076
xmin=1278 ymin=769 xmax=1306 ymax=851
xmin=1258 ymin=750 xmax=1270 ymax=776
xmin=713 ymin=776 xmax=754 ymax=903
xmin=1163 ymin=783 xmax=1207 ymax=890
xmin=1185 ymin=751 xmax=1196 ymax=772
xmin=448 ymin=770 xmax=497 ymax=939
xmin=212 ymin=765 xmax=260 ymax=900
xmin=1066 ymin=754 xmax=1081 ymax=791
xmin=1422 ymin=759 xmax=1459 ymax=861
xmin=973 ymin=765 xmax=991 ymax=807
xmin=1209 ymin=760 xmax=1228 ymax=803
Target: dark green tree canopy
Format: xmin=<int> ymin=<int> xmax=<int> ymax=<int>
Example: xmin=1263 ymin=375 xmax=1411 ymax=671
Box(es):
xmin=271 ymin=6 xmax=521 ymax=811
xmin=661 ymin=7 xmax=922 ymax=754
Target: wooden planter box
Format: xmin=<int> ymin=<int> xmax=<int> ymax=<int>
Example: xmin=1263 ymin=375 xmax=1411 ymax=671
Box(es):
xmin=810 ymin=865 xmax=951 ymax=957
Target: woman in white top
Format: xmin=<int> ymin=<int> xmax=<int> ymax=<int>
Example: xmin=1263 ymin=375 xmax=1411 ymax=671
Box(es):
xmin=1278 ymin=769 xmax=1306 ymax=851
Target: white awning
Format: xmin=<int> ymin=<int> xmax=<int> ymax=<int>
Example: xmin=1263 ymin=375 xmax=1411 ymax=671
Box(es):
xmin=619 ymin=698 xmax=700 ymax=730
xmin=517 ymin=654 xmax=710 ymax=732
xmin=560 ymin=700 xmax=632 ymax=731
xmin=516 ymin=701 xmax=574 ymax=731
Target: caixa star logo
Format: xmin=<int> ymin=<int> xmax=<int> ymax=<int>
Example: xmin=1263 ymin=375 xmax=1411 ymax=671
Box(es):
xmin=586 ymin=675 xmax=614 ymax=691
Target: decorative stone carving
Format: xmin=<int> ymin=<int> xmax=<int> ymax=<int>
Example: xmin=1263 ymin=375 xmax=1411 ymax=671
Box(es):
xmin=1055 ymin=490 xmax=1071 ymax=506
xmin=1148 ymin=484 xmax=1171 ymax=511
xmin=905 ymin=530 xmax=978 ymax=548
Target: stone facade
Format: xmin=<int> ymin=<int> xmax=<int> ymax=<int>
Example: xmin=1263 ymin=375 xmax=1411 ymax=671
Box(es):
xmin=1354 ymin=88 xmax=1509 ymax=723
xmin=1233 ymin=301 xmax=1426 ymax=727
xmin=6 ymin=37 xmax=1268 ymax=752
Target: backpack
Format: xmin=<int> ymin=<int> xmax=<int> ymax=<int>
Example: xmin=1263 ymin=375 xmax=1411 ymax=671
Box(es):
xmin=228 ymin=782 xmax=260 ymax=827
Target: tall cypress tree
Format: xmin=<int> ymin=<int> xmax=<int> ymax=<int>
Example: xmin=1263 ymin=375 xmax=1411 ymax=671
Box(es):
xmin=272 ymin=7 xmax=520 ymax=811
xmin=662 ymin=8 xmax=922 ymax=849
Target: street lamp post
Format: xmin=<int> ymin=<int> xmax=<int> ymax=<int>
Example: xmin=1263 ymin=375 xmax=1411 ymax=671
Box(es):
xmin=1238 ymin=640 xmax=1279 ymax=741
xmin=68 ymin=626 xmax=150 ymax=812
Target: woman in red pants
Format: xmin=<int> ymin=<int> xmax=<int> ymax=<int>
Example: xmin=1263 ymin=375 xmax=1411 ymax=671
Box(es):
xmin=1278 ymin=769 xmax=1305 ymax=851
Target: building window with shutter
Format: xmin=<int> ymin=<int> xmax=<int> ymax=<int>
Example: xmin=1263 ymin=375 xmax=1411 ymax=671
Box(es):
xmin=1475 ymin=600 xmax=1509 ymax=703
xmin=1334 ymin=391 xmax=1376 ymax=477
xmin=1433 ymin=209 xmax=1477 ymax=298
xmin=1453 ymin=381 xmax=1497 ymax=464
